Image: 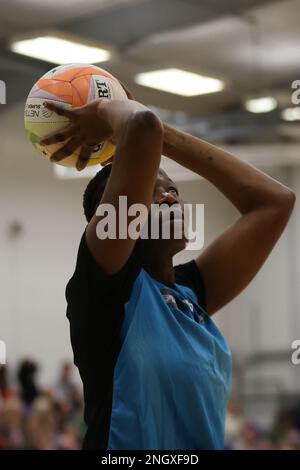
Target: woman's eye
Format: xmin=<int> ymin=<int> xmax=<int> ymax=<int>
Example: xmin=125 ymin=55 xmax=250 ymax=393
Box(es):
xmin=169 ymin=187 xmax=179 ymax=195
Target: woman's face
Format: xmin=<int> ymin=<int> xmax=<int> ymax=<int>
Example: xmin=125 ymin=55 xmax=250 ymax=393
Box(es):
xmin=138 ymin=168 xmax=187 ymax=255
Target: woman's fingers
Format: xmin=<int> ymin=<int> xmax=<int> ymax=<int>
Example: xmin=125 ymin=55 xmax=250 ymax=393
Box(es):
xmin=43 ymin=101 xmax=76 ymax=119
xmin=76 ymin=145 xmax=93 ymax=171
xmin=40 ymin=124 xmax=77 ymax=146
xmin=50 ymin=136 xmax=81 ymax=162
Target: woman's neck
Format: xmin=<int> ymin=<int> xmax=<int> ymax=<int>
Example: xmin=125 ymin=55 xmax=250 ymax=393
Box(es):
xmin=138 ymin=247 xmax=175 ymax=286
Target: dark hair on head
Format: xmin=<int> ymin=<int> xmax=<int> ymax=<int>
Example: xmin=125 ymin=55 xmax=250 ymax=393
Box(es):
xmin=83 ymin=163 xmax=113 ymax=222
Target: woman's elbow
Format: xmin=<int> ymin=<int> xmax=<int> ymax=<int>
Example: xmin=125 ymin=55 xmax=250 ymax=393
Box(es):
xmin=273 ymin=188 xmax=296 ymax=222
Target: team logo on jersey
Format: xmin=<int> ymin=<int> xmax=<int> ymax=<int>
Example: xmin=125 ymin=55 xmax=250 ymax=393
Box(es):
xmin=182 ymin=299 xmax=194 ymax=312
xmin=160 ymin=289 xmax=179 ymax=310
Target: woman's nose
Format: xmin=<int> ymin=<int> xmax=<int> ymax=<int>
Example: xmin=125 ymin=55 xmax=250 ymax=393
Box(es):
xmin=156 ymin=191 xmax=178 ymax=205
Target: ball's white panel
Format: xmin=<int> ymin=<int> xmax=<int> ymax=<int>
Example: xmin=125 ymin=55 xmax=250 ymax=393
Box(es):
xmin=24 ymin=64 xmax=127 ymax=167
xmin=24 ymin=98 xmax=70 ymax=124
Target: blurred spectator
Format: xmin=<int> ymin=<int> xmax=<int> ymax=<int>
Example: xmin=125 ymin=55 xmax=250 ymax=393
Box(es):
xmin=232 ymin=422 xmax=272 ymax=450
xmin=17 ymin=359 xmax=40 ymax=406
xmin=0 ymin=359 xmax=84 ymax=450
xmin=56 ymin=362 xmax=77 ymax=405
xmin=224 ymin=401 xmax=300 ymax=450
xmin=271 ymin=407 xmax=300 ymax=450
xmin=0 ymin=366 xmax=14 ymax=402
xmin=224 ymin=399 xmax=244 ymax=448
xmin=25 ymin=395 xmax=56 ymax=449
xmin=0 ymin=397 xmax=24 ymax=449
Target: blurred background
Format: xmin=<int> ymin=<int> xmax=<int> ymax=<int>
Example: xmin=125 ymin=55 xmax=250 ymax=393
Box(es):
xmin=1 ymin=0 xmax=300 ymax=450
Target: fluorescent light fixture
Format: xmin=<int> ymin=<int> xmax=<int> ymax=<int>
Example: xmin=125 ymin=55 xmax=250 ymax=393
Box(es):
xmin=135 ymin=68 xmax=224 ymax=96
xmin=281 ymin=107 xmax=300 ymax=121
xmin=245 ymin=96 xmax=277 ymax=113
xmin=11 ymin=36 xmax=111 ymax=64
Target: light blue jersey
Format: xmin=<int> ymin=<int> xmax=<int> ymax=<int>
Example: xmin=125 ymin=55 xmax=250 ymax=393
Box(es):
xmin=107 ymin=268 xmax=232 ymax=450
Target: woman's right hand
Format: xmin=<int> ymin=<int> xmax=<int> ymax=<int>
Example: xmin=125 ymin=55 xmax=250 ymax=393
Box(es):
xmin=39 ymin=99 xmax=114 ymax=171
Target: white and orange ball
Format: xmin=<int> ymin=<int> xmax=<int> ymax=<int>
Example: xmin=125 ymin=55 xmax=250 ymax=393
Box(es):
xmin=24 ymin=63 xmax=128 ymax=167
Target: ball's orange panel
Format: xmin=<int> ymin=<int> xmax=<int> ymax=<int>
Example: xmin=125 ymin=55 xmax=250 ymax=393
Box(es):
xmin=53 ymin=66 xmax=114 ymax=82
xmin=37 ymin=80 xmax=73 ymax=103
xmin=71 ymin=75 xmax=91 ymax=106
